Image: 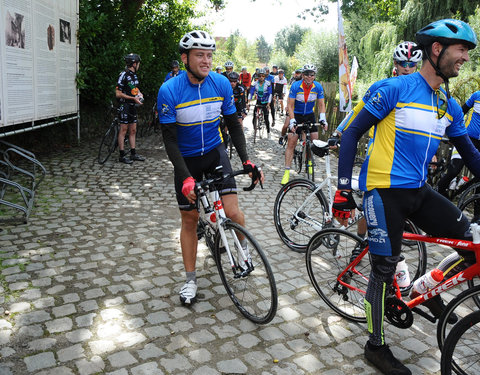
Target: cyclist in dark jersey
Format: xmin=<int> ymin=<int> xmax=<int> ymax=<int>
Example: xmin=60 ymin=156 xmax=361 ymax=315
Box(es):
xmin=228 ymin=72 xmax=247 ymax=127
xmin=115 ymin=53 xmax=145 ymax=164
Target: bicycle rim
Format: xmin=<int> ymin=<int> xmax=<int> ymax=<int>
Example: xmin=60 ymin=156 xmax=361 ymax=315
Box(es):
xmin=306 ymin=228 xmax=368 ymax=322
xmin=456 ymin=179 xmax=480 ymax=207
xmin=437 ymin=284 xmax=480 ymax=351
xmin=441 ymin=310 xmax=480 ymax=375
xmin=273 ymin=179 xmax=328 ymax=252
xmin=98 ymin=123 xmax=117 ymax=164
xmin=215 ymin=222 xmax=277 ymax=324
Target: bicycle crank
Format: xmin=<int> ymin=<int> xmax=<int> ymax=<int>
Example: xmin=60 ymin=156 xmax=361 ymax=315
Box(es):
xmin=385 ymin=296 xmax=414 ymax=328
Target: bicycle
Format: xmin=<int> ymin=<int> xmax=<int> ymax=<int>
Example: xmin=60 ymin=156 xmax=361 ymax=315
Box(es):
xmin=252 ymin=104 xmax=266 ymax=143
xmin=441 ymin=309 xmax=480 ymax=375
xmin=273 ymin=139 xmax=363 ymax=252
xmin=305 ymin=222 xmax=480 ymax=355
xmin=292 ymin=122 xmax=320 ymax=182
xmin=98 ymin=106 xmax=121 ymax=164
xmin=273 ymin=93 xmax=282 ymax=117
xmin=195 ymin=165 xmax=277 ymax=324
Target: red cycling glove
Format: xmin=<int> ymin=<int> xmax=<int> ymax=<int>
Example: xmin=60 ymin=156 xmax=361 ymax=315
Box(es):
xmin=182 ymin=177 xmax=196 ymax=197
xmin=332 ymin=190 xmax=357 ymax=219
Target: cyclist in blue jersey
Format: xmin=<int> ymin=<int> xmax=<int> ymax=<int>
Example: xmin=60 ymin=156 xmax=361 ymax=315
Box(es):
xmin=157 ymin=30 xmax=264 ymax=306
xmin=116 ymin=53 xmax=145 ymax=164
xmin=332 ymin=19 xmax=480 ymax=375
xmin=436 ymin=89 xmax=480 ymax=197
xmin=280 ymin=64 xmax=327 ymax=185
xmin=249 ymin=68 xmax=272 ymax=136
xmin=164 ymin=60 xmax=185 ymax=82
xmin=265 ymin=67 xmax=276 ymax=125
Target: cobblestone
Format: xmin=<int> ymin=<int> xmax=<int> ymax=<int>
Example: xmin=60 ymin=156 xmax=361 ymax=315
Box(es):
xmin=0 ymin=117 xmax=453 ymax=374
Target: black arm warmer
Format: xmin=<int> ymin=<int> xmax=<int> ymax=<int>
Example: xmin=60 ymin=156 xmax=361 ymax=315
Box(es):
xmin=160 ymin=123 xmax=191 ymax=182
xmin=450 ymin=134 xmax=480 ymax=178
xmin=462 ymin=103 xmax=471 ymax=115
xmin=224 ymin=113 xmax=249 ymax=163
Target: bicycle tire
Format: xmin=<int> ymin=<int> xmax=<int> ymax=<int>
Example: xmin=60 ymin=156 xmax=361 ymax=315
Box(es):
xmin=305 ymin=143 xmax=315 ymax=182
xmin=214 ymin=221 xmax=277 ymax=324
xmin=294 ymin=146 xmax=303 ymax=174
xmin=441 ymin=309 xmax=480 ymax=375
xmin=437 ymin=284 xmax=480 ymax=351
xmin=401 ymin=219 xmax=427 ymax=296
xmin=273 ymin=179 xmax=328 ymax=252
xmin=458 ymin=194 xmax=480 ymax=223
xmin=457 ymin=180 xmax=480 ymax=208
xmin=98 ymin=121 xmax=118 ymax=164
xmin=306 ymin=228 xmax=369 ymax=322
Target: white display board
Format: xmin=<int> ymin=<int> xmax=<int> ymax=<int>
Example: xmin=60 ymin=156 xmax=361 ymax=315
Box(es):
xmin=0 ymin=0 xmax=78 ymax=128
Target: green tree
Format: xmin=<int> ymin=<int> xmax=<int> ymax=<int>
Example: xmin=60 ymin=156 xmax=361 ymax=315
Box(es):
xmin=274 ymin=25 xmax=307 ymax=56
xmin=256 ymin=36 xmax=272 ymax=64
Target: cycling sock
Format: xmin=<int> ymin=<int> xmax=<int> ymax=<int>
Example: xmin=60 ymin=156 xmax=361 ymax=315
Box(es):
xmin=365 ymin=271 xmax=387 ymax=347
xmin=186 ymin=271 xmax=196 ymax=284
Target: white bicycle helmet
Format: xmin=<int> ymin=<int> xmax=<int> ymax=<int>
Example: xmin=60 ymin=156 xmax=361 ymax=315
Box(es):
xmin=224 ymin=61 xmax=234 ymax=68
xmin=302 ymin=64 xmax=317 ymax=73
xmin=258 ymin=68 xmax=267 ymax=75
xmin=393 ymin=41 xmax=422 ymax=62
xmin=179 ymin=30 xmax=216 ymax=53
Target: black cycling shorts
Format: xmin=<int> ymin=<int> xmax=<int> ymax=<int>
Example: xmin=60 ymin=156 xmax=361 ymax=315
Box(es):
xmin=292 ymin=113 xmax=318 ymax=134
xmin=119 ymin=102 xmax=137 ymax=124
xmin=363 ymin=184 xmax=470 ymax=256
xmin=274 ymin=89 xmax=284 ymax=100
xmin=175 ymin=143 xmax=237 ymax=211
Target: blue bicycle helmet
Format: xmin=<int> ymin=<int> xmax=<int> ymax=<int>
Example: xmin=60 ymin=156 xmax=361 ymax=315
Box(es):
xmin=416 ymin=19 xmax=477 ymax=49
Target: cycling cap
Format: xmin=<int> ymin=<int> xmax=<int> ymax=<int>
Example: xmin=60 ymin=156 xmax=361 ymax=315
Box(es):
xmin=302 ymin=64 xmax=316 ymax=73
xmin=227 ymin=71 xmax=239 ymax=81
xmin=416 ymin=19 xmax=477 ymax=50
xmin=215 ymin=66 xmax=222 ymax=71
xmin=393 ymin=42 xmax=422 ymax=62
xmin=258 ymin=68 xmax=267 ymax=75
xmin=224 ymin=61 xmax=234 ymax=68
xmin=124 ymin=53 xmax=141 ymax=66
xmin=171 ymin=60 xmax=180 ymax=68
xmin=179 ymin=30 xmax=216 ymax=53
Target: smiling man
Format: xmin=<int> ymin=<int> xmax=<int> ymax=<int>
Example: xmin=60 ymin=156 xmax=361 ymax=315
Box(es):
xmin=157 ymin=30 xmax=264 ymax=306
xmin=332 ymin=19 xmax=480 ymax=375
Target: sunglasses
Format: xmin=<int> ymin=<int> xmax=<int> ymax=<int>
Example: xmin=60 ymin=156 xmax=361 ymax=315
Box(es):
xmin=397 ymin=61 xmax=417 ymax=68
xmin=303 ymin=72 xmax=315 ymax=77
xmin=259 ymin=74 xmax=265 ymax=77
xmin=435 ymin=89 xmax=448 ymax=120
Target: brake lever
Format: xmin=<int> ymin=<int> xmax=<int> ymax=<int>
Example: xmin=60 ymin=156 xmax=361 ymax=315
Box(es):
xmin=243 ymin=167 xmax=263 ymax=191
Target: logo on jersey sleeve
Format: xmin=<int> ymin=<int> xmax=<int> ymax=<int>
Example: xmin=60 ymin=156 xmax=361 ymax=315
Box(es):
xmin=370 ymin=92 xmax=384 ymax=111
xmin=161 ymin=104 xmax=170 ymax=115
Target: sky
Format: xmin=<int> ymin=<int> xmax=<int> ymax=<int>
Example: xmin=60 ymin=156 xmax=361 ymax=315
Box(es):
xmin=208 ymin=0 xmax=338 ymax=44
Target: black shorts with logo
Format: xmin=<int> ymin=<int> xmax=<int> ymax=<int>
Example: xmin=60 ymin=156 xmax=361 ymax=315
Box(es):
xmin=119 ymin=102 xmax=137 ymax=124
xmin=175 ymin=144 xmax=237 ymax=211
xmin=293 ymin=113 xmax=318 ymax=134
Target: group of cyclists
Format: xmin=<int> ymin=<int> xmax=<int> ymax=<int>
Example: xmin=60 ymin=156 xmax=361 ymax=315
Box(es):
xmin=117 ymin=17 xmax=480 ymax=375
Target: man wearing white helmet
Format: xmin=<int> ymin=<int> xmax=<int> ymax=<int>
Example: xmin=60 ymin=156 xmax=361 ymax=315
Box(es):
xmin=222 ymin=60 xmax=234 ymax=78
xmin=392 ymin=41 xmax=423 ymax=76
xmin=157 ymin=30 xmax=264 ymax=306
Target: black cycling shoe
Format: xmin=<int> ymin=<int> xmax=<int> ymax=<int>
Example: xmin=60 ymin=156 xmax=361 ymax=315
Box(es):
xmin=423 ymin=295 xmax=458 ymax=324
xmin=119 ymin=156 xmax=133 ymax=164
xmin=130 ymin=154 xmax=145 ymax=161
xmin=364 ymin=342 xmax=411 ymax=375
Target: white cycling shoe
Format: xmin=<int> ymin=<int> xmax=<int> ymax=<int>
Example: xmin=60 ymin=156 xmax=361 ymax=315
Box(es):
xmin=179 ymin=280 xmax=197 ymax=305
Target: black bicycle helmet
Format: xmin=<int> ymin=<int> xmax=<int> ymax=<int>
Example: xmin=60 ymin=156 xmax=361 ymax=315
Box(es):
xmin=171 ymin=60 xmax=179 ymax=68
xmin=416 ymin=19 xmax=477 ymax=50
xmin=124 ymin=53 xmax=141 ymax=66
xmin=227 ymin=71 xmax=239 ymax=82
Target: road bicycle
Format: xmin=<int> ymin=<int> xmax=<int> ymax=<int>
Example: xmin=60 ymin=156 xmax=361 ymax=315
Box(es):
xmin=252 ymin=104 xmax=267 ymax=143
xmin=292 ymin=122 xmax=322 ymax=182
xmin=305 ymin=223 xmax=480 ymax=366
xmin=273 ymin=93 xmax=283 ymax=117
xmin=441 ymin=309 xmax=480 ymax=375
xmin=196 ymin=165 xmax=277 ymax=324
xmin=98 ymin=106 xmax=122 ymax=164
xmin=273 ymin=139 xmax=363 ymax=253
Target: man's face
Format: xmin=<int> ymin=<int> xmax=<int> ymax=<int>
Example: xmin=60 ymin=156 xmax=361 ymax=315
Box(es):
xmin=302 ymin=71 xmax=315 ymax=85
xmin=258 ymin=74 xmax=265 ymax=83
xmin=229 ymin=80 xmax=236 ymax=89
xmin=225 ymin=66 xmax=233 ymax=74
xmin=172 ymin=66 xmax=179 ymax=73
xmin=394 ymin=60 xmax=417 ymax=76
xmin=182 ymin=49 xmax=213 ymax=79
xmin=279 ymin=72 xmax=284 ymax=78
xmin=438 ymin=43 xmax=470 ymax=78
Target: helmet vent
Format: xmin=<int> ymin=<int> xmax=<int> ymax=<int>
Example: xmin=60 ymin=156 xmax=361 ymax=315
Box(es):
xmin=446 ymin=23 xmax=459 ymax=34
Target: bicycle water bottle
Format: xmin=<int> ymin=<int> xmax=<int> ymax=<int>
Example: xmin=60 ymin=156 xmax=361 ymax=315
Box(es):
xmin=395 ymin=260 xmax=410 ymax=288
xmin=411 ymin=268 xmax=443 ymax=296
xmin=204 ymin=207 xmax=217 ymax=227
xmin=448 ymin=178 xmax=457 ymax=191
xmin=456 ymin=176 xmax=469 ymax=190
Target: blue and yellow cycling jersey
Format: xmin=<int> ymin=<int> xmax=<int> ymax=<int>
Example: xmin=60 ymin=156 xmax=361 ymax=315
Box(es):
xmin=289 ymin=80 xmax=324 ymax=115
xmin=157 ymin=72 xmax=236 ymax=157
xmin=358 ymin=72 xmax=466 ymax=191
xmin=465 ymin=90 xmax=480 ymax=139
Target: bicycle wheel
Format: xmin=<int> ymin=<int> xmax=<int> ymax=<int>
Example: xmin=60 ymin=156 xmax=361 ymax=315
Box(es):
xmin=459 ymin=194 xmax=480 ymax=223
xmin=306 ymin=228 xmax=369 ymax=322
xmin=215 ymin=221 xmax=277 ymax=324
xmin=273 ymin=179 xmax=328 ymax=252
xmin=305 ymin=143 xmax=315 ymax=182
xmin=294 ymin=146 xmax=303 ymax=174
xmin=98 ymin=122 xmax=118 ymax=164
xmin=253 ymin=116 xmax=258 ymax=144
xmin=400 ymin=219 xmax=427 ymax=296
xmin=441 ymin=310 xmax=480 ymax=375
xmin=437 ymin=284 xmax=480 ymax=351
xmin=258 ymin=115 xmax=264 ymax=139
xmin=456 ymin=178 xmax=480 ymax=207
